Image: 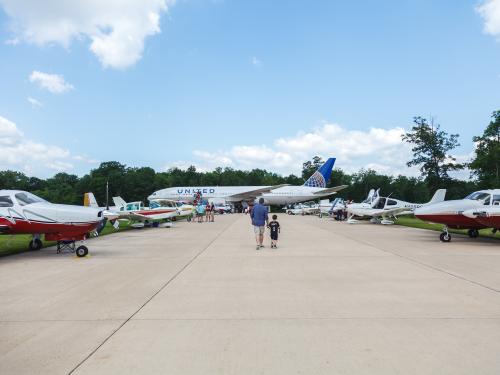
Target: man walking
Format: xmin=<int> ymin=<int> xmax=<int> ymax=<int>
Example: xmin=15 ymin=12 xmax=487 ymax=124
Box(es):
xmin=250 ymin=197 xmax=269 ymax=250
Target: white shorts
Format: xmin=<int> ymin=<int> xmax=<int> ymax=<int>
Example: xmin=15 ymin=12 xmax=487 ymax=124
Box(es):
xmin=253 ymin=226 xmax=265 ymax=235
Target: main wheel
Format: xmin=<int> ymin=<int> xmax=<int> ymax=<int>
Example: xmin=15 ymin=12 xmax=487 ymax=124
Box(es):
xmin=28 ymin=238 xmax=43 ymax=251
xmin=76 ymin=245 xmax=88 ymax=257
xmin=287 ymin=211 xmax=292 ymax=215
xmin=467 ymin=229 xmax=479 ymax=238
xmin=439 ymin=232 xmax=451 ymax=242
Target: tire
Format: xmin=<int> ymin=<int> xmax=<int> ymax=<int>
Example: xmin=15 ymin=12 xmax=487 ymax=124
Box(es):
xmin=28 ymin=238 xmax=43 ymax=251
xmin=76 ymin=245 xmax=88 ymax=257
xmin=467 ymin=229 xmax=479 ymax=238
xmin=287 ymin=211 xmax=292 ymax=215
xmin=439 ymin=232 xmax=451 ymax=242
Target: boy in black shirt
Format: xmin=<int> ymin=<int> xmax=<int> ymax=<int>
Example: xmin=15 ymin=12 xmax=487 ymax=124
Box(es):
xmin=268 ymin=214 xmax=280 ymax=249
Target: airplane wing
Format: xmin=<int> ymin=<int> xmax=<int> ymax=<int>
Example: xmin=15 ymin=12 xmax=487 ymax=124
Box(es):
xmin=119 ymin=211 xmax=177 ymax=222
xmin=226 ymin=184 xmax=290 ymax=200
xmin=313 ymin=185 xmax=349 ymax=195
xmin=372 ymin=207 xmax=413 ymax=218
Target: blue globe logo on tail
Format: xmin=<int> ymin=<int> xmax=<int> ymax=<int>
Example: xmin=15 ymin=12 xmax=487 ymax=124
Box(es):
xmin=303 ymin=158 xmax=336 ymax=188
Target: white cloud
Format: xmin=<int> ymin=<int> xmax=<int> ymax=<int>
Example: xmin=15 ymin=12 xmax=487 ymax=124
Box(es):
xmin=29 ymin=71 xmax=74 ymax=94
xmin=0 ymin=0 xmax=175 ymax=69
xmin=74 ymin=154 xmax=99 ymax=164
xmin=0 ymin=115 xmax=98 ymax=176
xmin=251 ymin=56 xmax=262 ymax=67
xmin=477 ymin=0 xmax=500 ymax=38
xmin=177 ymin=122 xmax=419 ymax=177
xmin=27 ymin=96 xmax=43 ymax=107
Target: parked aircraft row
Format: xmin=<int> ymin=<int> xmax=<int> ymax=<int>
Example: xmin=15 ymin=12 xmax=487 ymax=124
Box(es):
xmin=1 ymin=157 xmax=497 ymax=258
xmin=329 ymin=187 xmax=499 ymax=242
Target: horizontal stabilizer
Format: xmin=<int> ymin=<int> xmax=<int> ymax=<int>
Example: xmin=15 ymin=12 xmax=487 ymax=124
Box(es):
xmin=313 ymin=185 xmax=348 ymax=195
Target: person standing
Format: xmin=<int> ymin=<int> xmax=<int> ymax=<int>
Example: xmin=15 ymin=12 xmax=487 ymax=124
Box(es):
xmin=210 ymin=202 xmax=215 ymax=222
xmin=205 ymin=201 xmax=211 ymax=222
xmin=250 ymin=197 xmax=269 ymax=250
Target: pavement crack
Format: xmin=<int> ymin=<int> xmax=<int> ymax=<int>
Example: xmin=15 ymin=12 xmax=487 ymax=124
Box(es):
xmin=67 ymin=218 xmax=238 ymax=375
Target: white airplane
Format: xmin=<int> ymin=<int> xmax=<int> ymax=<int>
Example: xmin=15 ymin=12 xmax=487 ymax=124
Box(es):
xmin=347 ymin=189 xmax=447 ymax=225
xmin=112 ymin=197 xmax=194 ymax=228
xmin=148 ymin=158 xmax=347 ymax=205
xmin=0 ymin=190 xmax=103 ymax=257
xmin=415 ymin=189 xmax=500 ymax=241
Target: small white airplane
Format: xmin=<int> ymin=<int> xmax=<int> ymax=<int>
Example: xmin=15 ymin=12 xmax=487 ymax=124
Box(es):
xmin=0 ymin=190 xmax=103 ymax=257
xmin=112 ymin=197 xmax=194 ymax=228
xmin=347 ymin=189 xmax=447 ymax=225
xmin=415 ymin=189 xmax=500 ymax=241
xmin=148 ymin=158 xmax=348 ymax=205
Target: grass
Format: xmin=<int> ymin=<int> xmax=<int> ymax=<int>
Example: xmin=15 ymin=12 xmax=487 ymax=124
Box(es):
xmin=0 ymin=221 xmax=132 ymax=257
xmin=394 ymin=216 xmax=500 ymax=240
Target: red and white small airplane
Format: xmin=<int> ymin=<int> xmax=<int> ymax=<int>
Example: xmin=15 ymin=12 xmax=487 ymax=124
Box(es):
xmin=415 ymin=189 xmax=500 ymax=242
xmin=112 ymin=196 xmax=194 ymax=228
xmin=0 ymin=190 xmax=103 ymax=256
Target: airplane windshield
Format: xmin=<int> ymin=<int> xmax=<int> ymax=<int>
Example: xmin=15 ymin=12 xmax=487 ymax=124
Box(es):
xmin=465 ymin=192 xmax=491 ymax=204
xmin=15 ymin=192 xmax=47 ymax=206
xmin=149 ymin=201 xmax=161 ymax=209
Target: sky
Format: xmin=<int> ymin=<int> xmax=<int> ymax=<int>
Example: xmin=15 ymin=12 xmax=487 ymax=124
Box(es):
xmin=0 ymin=0 xmax=500 ymax=178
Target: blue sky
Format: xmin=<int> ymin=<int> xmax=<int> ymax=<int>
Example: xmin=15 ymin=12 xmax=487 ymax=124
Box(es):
xmin=0 ymin=0 xmax=500 ymax=177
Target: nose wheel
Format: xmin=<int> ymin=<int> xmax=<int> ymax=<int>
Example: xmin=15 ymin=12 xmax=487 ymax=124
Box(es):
xmin=439 ymin=227 xmax=451 ymax=242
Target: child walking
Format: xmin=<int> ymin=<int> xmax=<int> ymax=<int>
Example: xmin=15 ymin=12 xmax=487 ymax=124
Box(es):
xmin=268 ymin=214 xmax=280 ymax=249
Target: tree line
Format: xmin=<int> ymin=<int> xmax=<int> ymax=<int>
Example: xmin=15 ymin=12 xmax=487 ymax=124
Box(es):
xmin=0 ymin=112 xmax=498 ymax=205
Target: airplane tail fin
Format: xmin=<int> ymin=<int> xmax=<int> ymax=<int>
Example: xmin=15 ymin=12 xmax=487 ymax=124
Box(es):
xmin=303 ymin=158 xmax=336 ymax=188
xmin=112 ymin=196 xmax=127 ymax=210
xmin=362 ymin=189 xmax=375 ymax=203
xmin=427 ymin=189 xmax=447 ymax=205
xmin=84 ymin=192 xmax=99 ymax=208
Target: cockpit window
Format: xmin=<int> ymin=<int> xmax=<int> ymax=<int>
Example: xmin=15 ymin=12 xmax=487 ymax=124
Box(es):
xmin=465 ymin=192 xmax=491 ymax=203
xmin=492 ymin=195 xmax=500 ymax=206
xmin=0 ymin=196 xmax=13 ymax=207
xmin=15 ymin=192 xmax=47 ymax=206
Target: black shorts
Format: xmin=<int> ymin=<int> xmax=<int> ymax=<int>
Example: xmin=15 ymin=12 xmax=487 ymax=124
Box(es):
xmin=270 ymin=232 xmax=278 ymax=241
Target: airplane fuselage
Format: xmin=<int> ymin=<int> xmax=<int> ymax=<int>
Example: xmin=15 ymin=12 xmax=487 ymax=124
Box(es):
xmin=148 ymin=185 xmax=335 ymax=206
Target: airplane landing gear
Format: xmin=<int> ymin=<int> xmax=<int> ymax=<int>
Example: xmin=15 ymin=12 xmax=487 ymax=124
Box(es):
xmin=467 ymin=229 xmax=479 ymax=238
xmin=76 ymin=245 xmax=89 ymax=257
xmin=440 ymin=227 xmax=451 ymax=242
xmin=28 ymin=238 xmax=43 ymax=251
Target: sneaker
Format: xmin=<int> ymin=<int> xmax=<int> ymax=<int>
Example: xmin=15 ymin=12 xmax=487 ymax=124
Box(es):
xmin=256 ymin=245 xmax=260 ymax=250
xmin=260 ymin=245 xmax=264 ymax=248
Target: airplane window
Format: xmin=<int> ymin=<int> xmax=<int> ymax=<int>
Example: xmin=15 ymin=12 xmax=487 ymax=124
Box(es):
xmin=387 ymin=199 xmax=398 ymax=206
xmin=465 ymin=192 xmax=491 ymax=201
xmin=15 ymin=192 xmax=47 ymax=206
xmin=0 ymin=196 xmax=13 ymax=207
xmin=493 ymin=195 xmax=500 ymax=205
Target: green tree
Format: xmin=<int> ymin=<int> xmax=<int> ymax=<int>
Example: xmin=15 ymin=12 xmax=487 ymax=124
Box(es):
xmin=402 ymin=117 xmax=463 ymax=190
xmin=302 ymin=156 xmax=324 ymax=181
xmin=469 ymin=111 xmax=500 ymax=188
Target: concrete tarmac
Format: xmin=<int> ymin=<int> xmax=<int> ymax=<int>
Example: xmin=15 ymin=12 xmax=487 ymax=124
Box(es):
xmin=1 ymin=214 xmax=500 ymax=374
